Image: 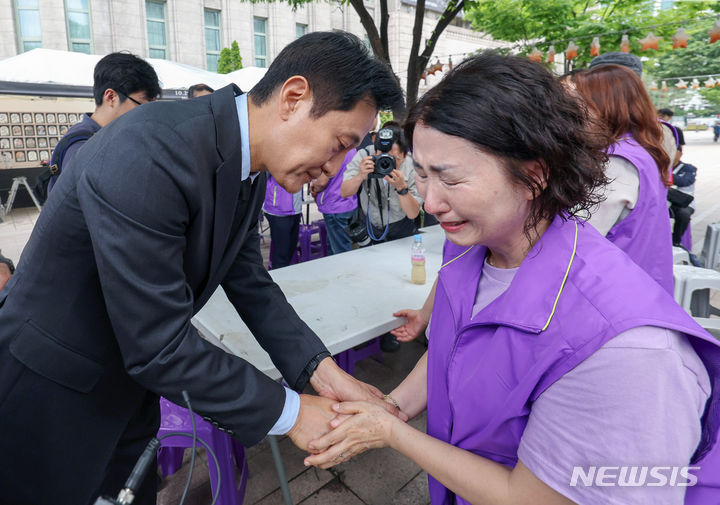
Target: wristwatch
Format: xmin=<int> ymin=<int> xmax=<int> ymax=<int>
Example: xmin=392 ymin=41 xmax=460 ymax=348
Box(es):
xmin=294 ymin=351 xmax=332 ymax=392
xmin=396 ymin=187 xmax=409 ymax=195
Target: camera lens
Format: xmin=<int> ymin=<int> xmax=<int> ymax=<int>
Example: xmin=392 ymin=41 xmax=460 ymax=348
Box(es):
xmin=372 ymin=154 xmax=395 ymax=177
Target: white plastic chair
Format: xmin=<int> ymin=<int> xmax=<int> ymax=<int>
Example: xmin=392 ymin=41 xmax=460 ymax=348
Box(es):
xmin=673 ymin=246 xmax=690 ymax=265
xmin=675 ymin=265 xmax=720 ymax=318
xmin=699 ymin=223 xmax=720 ymax=271
xmin=693 ymin=317 xmax=720 ymax=341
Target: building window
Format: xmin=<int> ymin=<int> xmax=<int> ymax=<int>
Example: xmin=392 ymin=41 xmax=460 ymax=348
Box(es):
xmin=253 ymin=17 xmax=267 ymax=68
xmin=205 ymin=9 xmax=221 ymax=71
xmin=296 ymin=23 xmax=307 ymax=39
xmin=14 ymin=0 xmax=42 ymax=52
xmin=146 ymin=0 xmax=167 ymax=59
xmin=65 ymin=0 xmax=92 ymax=54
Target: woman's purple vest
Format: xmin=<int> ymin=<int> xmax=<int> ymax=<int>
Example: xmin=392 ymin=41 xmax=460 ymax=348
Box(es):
xmin=605 ymin=136 xmax=673 ymax=293
xmin=263 ymin=175 xmax=298 ymax=216
xmin=427 ymin=216 xmax=720 ymax=504
xmin=317 ymin=149 xmax=358 ymax=215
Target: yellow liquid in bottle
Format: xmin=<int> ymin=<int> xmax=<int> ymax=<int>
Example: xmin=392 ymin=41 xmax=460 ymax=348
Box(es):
xmin=411 ymin=259 xmax=426 ymax=284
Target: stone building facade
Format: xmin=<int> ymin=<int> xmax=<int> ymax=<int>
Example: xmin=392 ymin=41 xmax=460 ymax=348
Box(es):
xmin=1 ymin=0 xmax=507 ymax=91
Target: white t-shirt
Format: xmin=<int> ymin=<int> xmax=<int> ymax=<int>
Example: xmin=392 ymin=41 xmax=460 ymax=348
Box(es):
xmin=584 ymin=156 xmax=639 ymax=236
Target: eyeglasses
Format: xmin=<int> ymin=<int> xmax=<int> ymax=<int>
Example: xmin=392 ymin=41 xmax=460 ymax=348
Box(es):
xmin=118 ymin=91 xmax=146 ymax=106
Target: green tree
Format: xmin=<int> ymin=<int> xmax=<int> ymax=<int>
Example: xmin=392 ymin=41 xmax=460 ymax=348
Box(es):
xmin=465 ymin=0 xmax=716 ymax=73
xmin=217 ymin=41 xmax=243 ymax=74
xmin=243 ymin=0 xmax=467 ymax=111
xmin=648 ymin=19 xmax=720 ymax=113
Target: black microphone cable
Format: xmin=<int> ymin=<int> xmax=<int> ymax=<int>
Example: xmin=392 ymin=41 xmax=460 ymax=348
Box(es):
xmin=95 ymin=390 xmax=221 ymax=505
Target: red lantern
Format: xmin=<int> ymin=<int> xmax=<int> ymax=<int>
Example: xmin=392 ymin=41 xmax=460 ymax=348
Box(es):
xmin=565 ymin=41 xmax=578 ymax=60
xmin=528 ymin=47 xmax=543 ymax=63
xmin=639 ymin=31 xmax=662 ymax=51
xmin=547 ymin=45 xmax=556 ymax=64
xmin=672 ymin=27 xmax=689 ymax=49
xmin=590 ymin=37 xmax=600 ymax=57
xmin=428 ymin=60 xmax=443 ymax=76
xmin=710 ymin=21 xmax=720 ymax=44
xmin=620 ymin=34 xmax=630 ymax=53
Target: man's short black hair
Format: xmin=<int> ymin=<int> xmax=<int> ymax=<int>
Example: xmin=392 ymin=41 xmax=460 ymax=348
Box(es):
xmin=188 ymin=83 xmax=214 ymax=98
xmin=93 ymin=52 xmax=162 ymax=106
xmin=249 ymin=31 xmax=404 ymax=117
xmin=658 ymin=108 xmax=674 ymax=117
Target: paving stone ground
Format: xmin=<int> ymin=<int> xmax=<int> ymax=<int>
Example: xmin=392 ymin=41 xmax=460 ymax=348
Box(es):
xmin=156 ymin=340 xmax=431 ymax=505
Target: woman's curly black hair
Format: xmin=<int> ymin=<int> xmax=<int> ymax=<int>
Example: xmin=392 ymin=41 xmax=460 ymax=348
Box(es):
xmin=404 ymin=51 xmax=610 ymax=238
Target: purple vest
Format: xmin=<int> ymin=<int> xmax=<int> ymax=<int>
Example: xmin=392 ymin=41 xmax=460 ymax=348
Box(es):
xmin=427 ymin=216 xmax=720 ymax=504
xmin=605 ymin=136 xmax=673 ymax=293
xmin=317 ymin=149 xmax=358 ymax=215
xmin=263 ymin=175 xmax=298 ymax=216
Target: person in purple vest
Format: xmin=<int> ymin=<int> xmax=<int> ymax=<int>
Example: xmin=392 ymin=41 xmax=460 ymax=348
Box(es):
xmin=390 ymin=59 xmax=676 ymax=342
xmin=310 ymin=148 xmax=358 ymax=254
xmin=264 ymin=174 xmax=303 ymax=268
xmin=573 ymin=65 xmax=674 ymax=293
xmin=303 ymin=52 xmax=720 ymax=504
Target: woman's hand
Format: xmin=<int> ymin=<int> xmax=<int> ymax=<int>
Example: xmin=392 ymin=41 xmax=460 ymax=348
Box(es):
xmin=390 ymin=309 xmax=429 ymax=342
xmin=304 ymin=401 xmax=400 ymax=469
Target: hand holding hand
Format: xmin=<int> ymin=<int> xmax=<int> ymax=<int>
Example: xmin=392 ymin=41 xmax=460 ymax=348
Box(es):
xmin=390 ymin=309 xmax=429 ymax=342
xmin=287 ymin=394 xmax=338 ymax=453
xmin=310 ymin=357 xmax=407 ymax=421
xmin=304 ymin=401 xmax=399 ymax=468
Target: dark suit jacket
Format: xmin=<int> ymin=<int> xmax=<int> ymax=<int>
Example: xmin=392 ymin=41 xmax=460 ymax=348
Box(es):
xmin=0 ymin=84 xmax=327 ymax=504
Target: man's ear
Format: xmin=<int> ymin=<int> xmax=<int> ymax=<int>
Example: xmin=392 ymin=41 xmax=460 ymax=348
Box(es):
xmin=102 ymin=88 xmax=119 ymax=108
xmin=277 ymin=76 xmax=312 ymax=120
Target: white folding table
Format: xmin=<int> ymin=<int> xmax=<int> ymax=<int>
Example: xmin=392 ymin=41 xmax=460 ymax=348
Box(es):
xmin=192 ymin=224 xmax=446 ymax=378
xmin=190 ymin=224 xmax=446 ymax=504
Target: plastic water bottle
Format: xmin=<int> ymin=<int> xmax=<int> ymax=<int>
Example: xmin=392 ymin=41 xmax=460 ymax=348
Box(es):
xmin=411 ymin=234 xmax=426 ymax=285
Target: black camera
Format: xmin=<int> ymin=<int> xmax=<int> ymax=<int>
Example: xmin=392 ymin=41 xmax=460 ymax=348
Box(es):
xmin=370 ymin=128 xmax=396 ymax=178
xmin=345 ymin=216 xmax=371 ymax=247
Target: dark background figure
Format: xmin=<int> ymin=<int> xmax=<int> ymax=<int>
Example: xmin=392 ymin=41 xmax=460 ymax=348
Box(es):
xmin=188 ymin=83 xmax=214 ymax=98
xmin=341 ymin=122 xmax=422 ymax=244
xmin=43 ymin=52 xmax=161 ymax=196
xmin=658 ymin=107 xmax=685 ymax=167
xmin=670 ymin=155 xmax=697 ymax=247
xmin=311 ymin=148 xmax=359 ymax=255
xmin=263 ymin=174 xmax=303 ymax=268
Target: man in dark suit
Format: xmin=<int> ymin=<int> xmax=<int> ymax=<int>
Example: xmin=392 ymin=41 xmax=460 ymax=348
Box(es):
xmin=0 ymin=32 xmax=404 ymax=505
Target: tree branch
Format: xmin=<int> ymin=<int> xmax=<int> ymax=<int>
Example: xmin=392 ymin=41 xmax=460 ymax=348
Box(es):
xmin=348 ymin=0 xmax=387 ymax=61
xmin=420 ymin=0 xmax=465 ymax=61
xmin=380 ymin=0 xmax=390 ymax=61
xmin=409 ymin=0 xmax=428 ymax=74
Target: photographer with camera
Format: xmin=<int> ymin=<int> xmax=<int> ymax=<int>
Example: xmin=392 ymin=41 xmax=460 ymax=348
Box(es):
xmin=341 ymin=122 xmax=422 ymax=245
